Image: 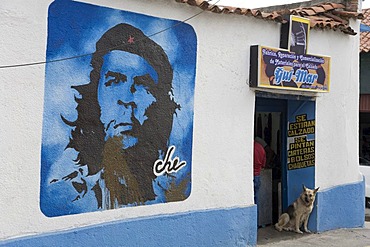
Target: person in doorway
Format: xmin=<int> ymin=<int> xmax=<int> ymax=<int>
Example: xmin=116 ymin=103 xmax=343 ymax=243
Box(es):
xmin=253 ymin=139 xmax=266 ymax=207
xmin=255 ymin=136 xmax=275 ymax=168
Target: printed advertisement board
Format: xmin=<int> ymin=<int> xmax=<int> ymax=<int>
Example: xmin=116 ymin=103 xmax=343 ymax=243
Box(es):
xmin=250 ymin=45 xmax=331 ymax=92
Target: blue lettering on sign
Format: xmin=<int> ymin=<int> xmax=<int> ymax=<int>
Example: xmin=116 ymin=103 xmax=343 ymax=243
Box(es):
xmin=274 ymin=67 xmax=319 ymax=85
xmin=274 ymin=67 xmax=293 ymax=85
xmin=295 ymin=69 xmax=318 ymax=84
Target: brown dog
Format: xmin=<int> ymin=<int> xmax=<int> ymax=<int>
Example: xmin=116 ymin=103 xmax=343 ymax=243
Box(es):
xmin=275 ymin=185 xmax=319 ymax=234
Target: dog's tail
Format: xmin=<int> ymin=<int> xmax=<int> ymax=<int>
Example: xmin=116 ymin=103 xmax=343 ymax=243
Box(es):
xmin=275 ymin=223 xmax=283 ymax=232
xmin=274 ymin=213 xmax=289 ymax=232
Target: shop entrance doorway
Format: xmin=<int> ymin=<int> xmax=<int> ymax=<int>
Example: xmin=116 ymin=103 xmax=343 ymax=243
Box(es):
xmin=255 ymin=97 xmax=285 ymax=226
xmin=255 ymin=95 xmax=316 ymax=228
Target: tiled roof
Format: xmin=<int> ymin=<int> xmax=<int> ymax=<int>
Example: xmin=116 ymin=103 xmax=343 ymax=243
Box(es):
xmin=361 ymin=9 xmax=370 ymax=52
xmin=176 ymin=0 xmax=362 ymax=35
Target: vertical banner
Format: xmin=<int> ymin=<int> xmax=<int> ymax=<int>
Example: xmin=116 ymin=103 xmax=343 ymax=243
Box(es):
xmin=289 ymin=16 xmax=310 ymax=54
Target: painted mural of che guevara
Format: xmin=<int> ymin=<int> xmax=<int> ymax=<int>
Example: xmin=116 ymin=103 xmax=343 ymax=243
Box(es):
xmin=57 ymin=23 xmax=180 ymax=209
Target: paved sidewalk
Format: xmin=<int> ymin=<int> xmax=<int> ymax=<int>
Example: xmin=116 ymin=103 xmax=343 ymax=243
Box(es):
xmin=257 ymin=221 xmax=370 ymax=246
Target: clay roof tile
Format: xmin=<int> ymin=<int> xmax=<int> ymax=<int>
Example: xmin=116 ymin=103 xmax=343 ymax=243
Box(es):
xmin=176 ymin=1 xmax=361 ymax=35
xmin=360 ymin=9 xmax=370 ymax=52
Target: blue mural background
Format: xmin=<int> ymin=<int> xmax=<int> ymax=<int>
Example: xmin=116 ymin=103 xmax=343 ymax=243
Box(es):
xmin=40 ymin=0 xmax=196 ymax=217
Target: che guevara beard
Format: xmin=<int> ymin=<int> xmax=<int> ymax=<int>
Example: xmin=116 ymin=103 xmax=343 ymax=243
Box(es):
xmin=101 ymin=136 xmax=157 ymax=209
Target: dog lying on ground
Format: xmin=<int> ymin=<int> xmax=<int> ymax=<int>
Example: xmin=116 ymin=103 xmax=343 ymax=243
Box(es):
xmin=275 ymin=185 xmax=319 ymax=234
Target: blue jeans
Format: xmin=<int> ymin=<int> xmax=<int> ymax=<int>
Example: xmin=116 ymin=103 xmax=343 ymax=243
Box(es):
xmin=254 ymin=176 xmax=261 ymax=226
xmin=253 ymin=176 xmax=261 ymax=205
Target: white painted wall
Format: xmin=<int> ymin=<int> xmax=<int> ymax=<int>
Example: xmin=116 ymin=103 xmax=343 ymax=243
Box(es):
xmin=310 ymin=21 xmax=361 ymax=189
xmin=0 ymin=0 xmax=360 ymax=241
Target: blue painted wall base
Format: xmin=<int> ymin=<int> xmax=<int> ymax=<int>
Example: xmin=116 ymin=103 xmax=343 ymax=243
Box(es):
xmin=1 ymin=206 xmax=257 ymax=247
xmin=1 ymin=180 xmax=364 ymax=246
xmin=308 ymin=178 xmax=365 ymax=232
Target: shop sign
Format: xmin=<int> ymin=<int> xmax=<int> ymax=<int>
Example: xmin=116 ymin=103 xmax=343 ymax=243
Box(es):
xmin=249 ymin=16 xmax=331 ymax=93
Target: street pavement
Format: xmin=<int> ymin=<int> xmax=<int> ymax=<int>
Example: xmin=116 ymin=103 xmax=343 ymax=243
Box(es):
xmin=257 ymin=208 xmax=370 ymax=246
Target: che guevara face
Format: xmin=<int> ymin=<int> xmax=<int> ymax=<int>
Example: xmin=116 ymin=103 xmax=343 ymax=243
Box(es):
xmin=97 ymin=50 xmax=158 ymax=149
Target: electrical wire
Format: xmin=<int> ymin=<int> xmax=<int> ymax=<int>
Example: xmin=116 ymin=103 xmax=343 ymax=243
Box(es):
xmin=0 ymin=0 xmax=220 ymax=69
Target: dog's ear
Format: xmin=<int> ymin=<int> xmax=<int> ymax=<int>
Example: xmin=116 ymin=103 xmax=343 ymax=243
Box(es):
xmin=314 ymin=187 xmax=319 ymax=193
xmin=302 ymin=184 xmax=307 ymax=191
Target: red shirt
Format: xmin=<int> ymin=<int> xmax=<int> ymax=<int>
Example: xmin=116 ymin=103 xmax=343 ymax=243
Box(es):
xmin=254 ymin=141 xmax=266 ymax=176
